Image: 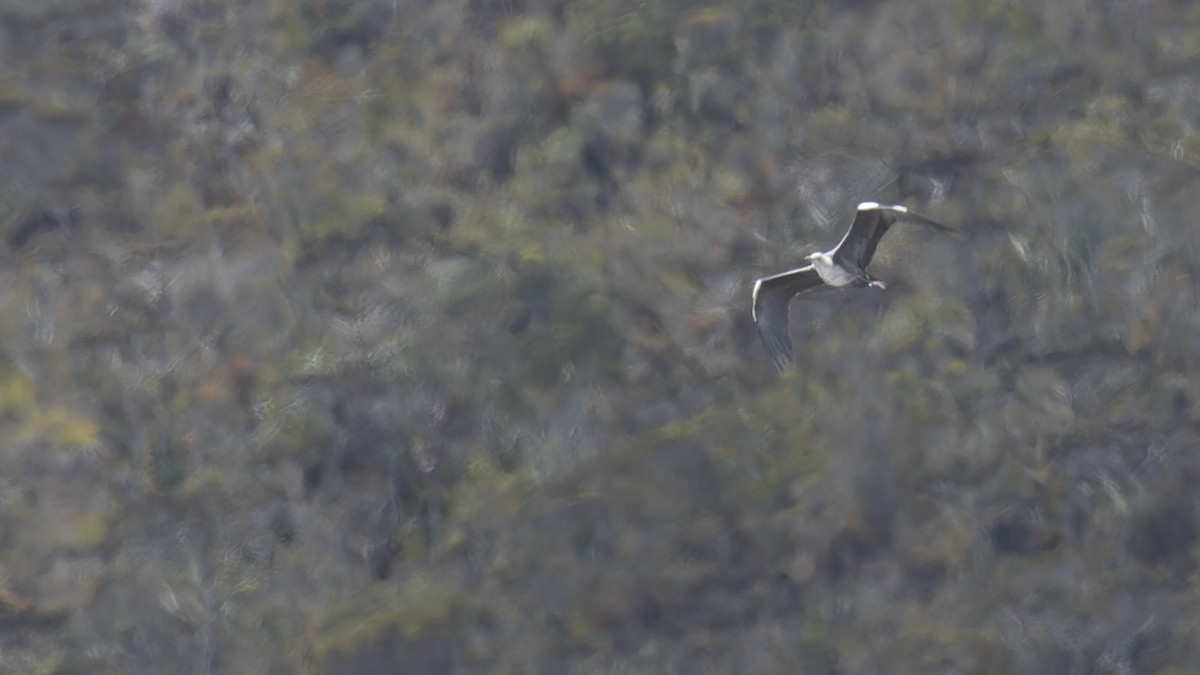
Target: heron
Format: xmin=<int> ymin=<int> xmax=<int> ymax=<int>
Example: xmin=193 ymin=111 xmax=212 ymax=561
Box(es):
xmin=751 ymin=202 xmax=950 ymax=371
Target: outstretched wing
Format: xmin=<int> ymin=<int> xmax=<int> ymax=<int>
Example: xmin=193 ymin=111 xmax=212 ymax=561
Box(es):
xmin=752 ymin=265 xmax=823 ymax=371
xmin=833 ymin=202 xmax=949 ymax=270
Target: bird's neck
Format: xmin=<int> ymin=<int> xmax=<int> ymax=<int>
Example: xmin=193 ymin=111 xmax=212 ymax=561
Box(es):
xmin=811 ymin=253 xmax=853 ymax=286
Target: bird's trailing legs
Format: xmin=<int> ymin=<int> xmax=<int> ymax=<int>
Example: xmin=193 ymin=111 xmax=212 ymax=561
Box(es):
xmin=856 ymin=270 xmax=887 ymax=290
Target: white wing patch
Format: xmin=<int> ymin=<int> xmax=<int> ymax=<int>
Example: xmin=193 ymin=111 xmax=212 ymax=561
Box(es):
xmin=857 ymin=201 xmax=908 ymax=213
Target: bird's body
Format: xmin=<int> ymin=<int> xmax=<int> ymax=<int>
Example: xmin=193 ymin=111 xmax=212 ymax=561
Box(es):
xmin=808 ymin=251 xmax=865 ymax=287
xmin=751 ymin=201 xmax=949 ymax=371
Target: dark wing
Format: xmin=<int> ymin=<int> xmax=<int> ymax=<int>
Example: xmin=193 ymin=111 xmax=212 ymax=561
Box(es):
xmin=752 ymin=265 xmax=823 ymax=371
xmin=832 ymin=202 xmax=949 ymax=270
xmin=830 ymin=203 xmax=890 ymax=269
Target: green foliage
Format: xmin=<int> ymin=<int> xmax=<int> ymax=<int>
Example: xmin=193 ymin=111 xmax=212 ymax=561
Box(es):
xmin=0 ymin=371 xmax=34 ymax=418
xmin=4 ymin=0 xmax=1200 ymax=672
xmin=149 ymin=433 xmax=189 ymax=492
xmin=315 ymin=577 xmax=485 ymax=663
xmin=566 ymin=0 xmax=677 ymax=88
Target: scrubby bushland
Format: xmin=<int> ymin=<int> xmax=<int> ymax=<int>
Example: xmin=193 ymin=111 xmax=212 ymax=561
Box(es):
xmin=0 ymin=0 xmax=1197 ymax=673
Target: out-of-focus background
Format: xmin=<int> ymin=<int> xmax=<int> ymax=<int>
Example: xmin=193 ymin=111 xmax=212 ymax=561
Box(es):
xmin=1 ymin=0 xmax=1198 ymax=673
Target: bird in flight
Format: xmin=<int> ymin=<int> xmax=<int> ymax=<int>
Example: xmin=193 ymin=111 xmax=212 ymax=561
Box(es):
xmin=751 ymin=201 xmax=950 ymax=371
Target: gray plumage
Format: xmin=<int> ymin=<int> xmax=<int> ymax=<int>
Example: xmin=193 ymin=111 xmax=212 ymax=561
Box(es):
xmin=752 ymin=202 xmax=949 ymax=371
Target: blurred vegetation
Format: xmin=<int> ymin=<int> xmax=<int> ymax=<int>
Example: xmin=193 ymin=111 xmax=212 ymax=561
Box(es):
xmin=0 ymin=0 xmax=1198 ymax=672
